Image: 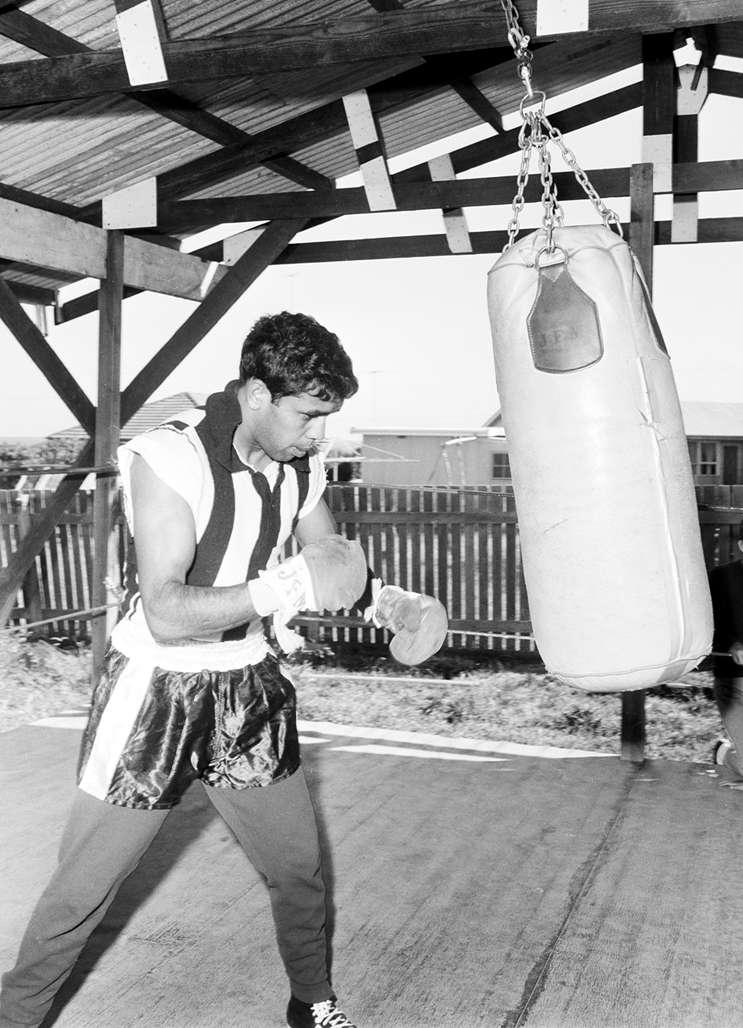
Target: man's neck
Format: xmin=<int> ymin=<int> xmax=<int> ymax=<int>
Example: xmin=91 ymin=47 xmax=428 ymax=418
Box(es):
xmin=233 ymin=435 xmax=271 ymax=472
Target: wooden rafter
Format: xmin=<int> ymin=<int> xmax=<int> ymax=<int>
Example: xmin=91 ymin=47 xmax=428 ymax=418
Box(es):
xmin=0 ymin=196 xmax=227 ymax=300
xmin=0 ymin=281 xmax=97 ymax=433
xmin=364 ymin=0 xmax=504 ymax=132
xmin=0 ymin=3 xmax=739 ymax=109
xmin=152 ymin=159 xmax=743 ymax=229
xmin=0 ymin=5 xmax=332 ymax=192
xmin=56 ymin=79 xmax=645 ymax=318
xmin=254 ymin=216 xmax=743 ymax=265
xmin=51 ymin=76 xmax=649 ymax=323
xmin=83 ymin=38 xmax=641 ymax=216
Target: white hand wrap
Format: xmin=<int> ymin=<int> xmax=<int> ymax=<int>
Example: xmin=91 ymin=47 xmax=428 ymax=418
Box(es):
xmin=253 ymin=555 xmax=318 ymax=616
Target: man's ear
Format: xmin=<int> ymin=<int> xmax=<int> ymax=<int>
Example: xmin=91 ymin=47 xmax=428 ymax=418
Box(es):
xmin=244 ymin=378 xmax=272 ymax=411
xmin=737 ymin=538 xmax=743 ymax=557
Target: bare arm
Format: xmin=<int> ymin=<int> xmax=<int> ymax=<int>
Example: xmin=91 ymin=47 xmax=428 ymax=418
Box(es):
xmin=129 ymin=454 xmax=261 ymax=642
xmin=293 ymin=496 xmax=340 ymax=547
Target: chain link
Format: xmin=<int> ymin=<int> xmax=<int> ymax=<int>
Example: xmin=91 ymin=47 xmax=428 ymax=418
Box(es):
xmin=505 ymin=123 xmax=532 ymax=248
xmin=499 ymin=0 xmax=534 ymax=97
xmin=500 ymin=0 xmax=623 ymax=249
xmin=543 ymin=114 xmax=623 ymax=233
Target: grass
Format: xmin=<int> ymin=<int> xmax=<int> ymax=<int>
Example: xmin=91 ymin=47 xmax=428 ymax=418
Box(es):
xmin=0 ymin=633 xmax=92 ymax=733
xmin=0 ymin=634 xmax=724 ymax=764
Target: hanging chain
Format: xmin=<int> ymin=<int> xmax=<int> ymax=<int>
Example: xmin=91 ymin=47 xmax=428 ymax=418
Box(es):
xmin=542 ymin=115 xmax=622 ymax=234
xmin=500 ymin=0 xmax=534 ymax=97
xmin=505 ymin=121 xmax=532 ymax=247
xmin=499 ymin=0 xmax=622 ymax=249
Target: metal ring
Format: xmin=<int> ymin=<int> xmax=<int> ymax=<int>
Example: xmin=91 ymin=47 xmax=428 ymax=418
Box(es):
xmin=519 ymin=90 xmax=546 ymax=118
xmin=534 ymin=243 xmax=568 ymax=268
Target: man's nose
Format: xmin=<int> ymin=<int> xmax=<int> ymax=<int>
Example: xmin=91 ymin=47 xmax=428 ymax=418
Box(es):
xmin=306 ymin=417 xmax=326 ymax=440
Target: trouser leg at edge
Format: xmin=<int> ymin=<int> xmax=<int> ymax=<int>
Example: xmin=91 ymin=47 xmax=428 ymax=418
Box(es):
xmin=204 ymin=768 xmax=331 ymax=1004
xmin=0 ymin=789 xmax=169 ymax=1028
xmin=714 ymin=677 xmax=743 ymax=775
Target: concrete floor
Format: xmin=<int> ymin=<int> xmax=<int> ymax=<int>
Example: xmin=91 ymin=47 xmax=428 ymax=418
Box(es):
xmin=1 ymin=715 xmax=742 ymax=1028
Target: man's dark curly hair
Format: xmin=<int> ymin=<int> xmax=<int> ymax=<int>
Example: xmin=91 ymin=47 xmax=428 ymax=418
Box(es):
xmin=239 ymin=311 xmax=358 ymax=402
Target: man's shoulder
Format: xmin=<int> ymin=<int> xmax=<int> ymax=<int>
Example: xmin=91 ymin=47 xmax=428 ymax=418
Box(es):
xmin=119 ymin=408 xmax=208 ymax=473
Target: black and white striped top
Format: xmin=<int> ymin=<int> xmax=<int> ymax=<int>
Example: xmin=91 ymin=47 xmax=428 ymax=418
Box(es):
xmin=111 ymin=382 xmax=326 ymax=672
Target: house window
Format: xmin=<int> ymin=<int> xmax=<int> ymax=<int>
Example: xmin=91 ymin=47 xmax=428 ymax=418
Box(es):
xmin=699 ymin=441 xmax=718 ymax=477
xmin=492 ymin=452 xmax=511 ymax=479
xmin=688 ymin=440 xmax=719 ymax=479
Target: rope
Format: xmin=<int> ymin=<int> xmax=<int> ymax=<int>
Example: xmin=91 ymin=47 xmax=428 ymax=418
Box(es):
xmin=2 ymin=602 xmax=120 ymax=634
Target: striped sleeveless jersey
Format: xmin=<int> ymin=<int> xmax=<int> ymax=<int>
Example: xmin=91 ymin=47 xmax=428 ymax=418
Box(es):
xmin=111 ymin=382 xmax=326 ymax=672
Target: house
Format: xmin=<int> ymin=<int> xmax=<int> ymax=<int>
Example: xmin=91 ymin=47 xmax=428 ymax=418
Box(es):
xmin=48 ymin=392 xmax=209 ymax=446
xmin=355 ymin=401 xmax=743 ymax=488
xmin=351 ymin=427 xmax=509 ymax=487
xmin=681 ymin=401 xmax=743 ymax=486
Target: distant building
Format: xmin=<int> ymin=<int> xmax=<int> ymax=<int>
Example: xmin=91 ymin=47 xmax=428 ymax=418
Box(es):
xmin=354 ymin=401 xmax=743 ymax=488
xmin=48 ymin=392 xmax=209 ymax=446
xmin=680 ymin=401 xmax=743 ymax=486
xmin=352 ymin=427 xmax=509 ymax=487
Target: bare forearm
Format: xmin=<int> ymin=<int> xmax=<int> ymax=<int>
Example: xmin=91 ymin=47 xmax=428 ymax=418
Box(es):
xmin=143 ymin=579 xmax=261 ymax=643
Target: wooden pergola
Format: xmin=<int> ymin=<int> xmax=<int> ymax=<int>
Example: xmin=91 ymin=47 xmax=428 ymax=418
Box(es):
xmin=0 ymin=0 xmax=741 ymax=758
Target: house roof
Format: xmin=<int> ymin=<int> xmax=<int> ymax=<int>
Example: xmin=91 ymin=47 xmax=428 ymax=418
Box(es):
xmin=680 ymin=401 xmax=743 ymax=438
xmin=486 ymin=401 xmax=743 ymax=439
xmin=49 ymin=391 xmax=208 ymax=443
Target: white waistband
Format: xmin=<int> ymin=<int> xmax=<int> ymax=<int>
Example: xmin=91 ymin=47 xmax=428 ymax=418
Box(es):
xmin=111 ymin=616 xmax=271 ymax=673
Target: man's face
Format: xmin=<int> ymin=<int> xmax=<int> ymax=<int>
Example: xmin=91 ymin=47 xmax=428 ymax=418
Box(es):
xmin=258 ymin=390 xmax=342 ymax=462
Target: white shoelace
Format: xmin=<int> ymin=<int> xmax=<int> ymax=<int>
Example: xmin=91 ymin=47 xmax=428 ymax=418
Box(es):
xmin=311 ymin=1000 xmax=356 ymax=1028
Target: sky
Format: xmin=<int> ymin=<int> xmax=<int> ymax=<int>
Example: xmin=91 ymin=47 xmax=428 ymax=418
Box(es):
xmin=1 ymin=57 xmax=742 ymax=443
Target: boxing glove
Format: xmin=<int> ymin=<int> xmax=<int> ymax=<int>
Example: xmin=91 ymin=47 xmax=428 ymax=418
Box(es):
xmin=372 ymin=584 xmax=449 ymax=665
xmin=250 ymin=536 xmax=368 ymax=615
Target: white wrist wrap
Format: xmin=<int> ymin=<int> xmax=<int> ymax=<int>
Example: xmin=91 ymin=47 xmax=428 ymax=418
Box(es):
xmin=363 ymin=578 xmax=385 ymax=624
xmin=256 ymin=556 xmax=318 ymax=615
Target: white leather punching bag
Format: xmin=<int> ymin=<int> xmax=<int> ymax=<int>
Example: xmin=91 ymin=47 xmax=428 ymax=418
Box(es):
xmin=487 ymin=224 xmax=712 ymax=692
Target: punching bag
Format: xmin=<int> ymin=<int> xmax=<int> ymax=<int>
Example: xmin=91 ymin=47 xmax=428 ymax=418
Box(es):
xmin=487 ymin=224 xmax=712 ymax=692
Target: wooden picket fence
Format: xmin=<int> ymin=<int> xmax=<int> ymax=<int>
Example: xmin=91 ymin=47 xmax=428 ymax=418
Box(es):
xmin=2 ymin=483 xmax=743 ymax=651
xmin=0 ymin=490 xmax=128 ymax=640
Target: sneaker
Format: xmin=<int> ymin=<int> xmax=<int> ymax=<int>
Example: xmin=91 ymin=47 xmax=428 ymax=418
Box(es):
xmin=286 ymin=995 xmax=357 ymax=1028
xmin=713 ymin=738 xmax=733 ymax=766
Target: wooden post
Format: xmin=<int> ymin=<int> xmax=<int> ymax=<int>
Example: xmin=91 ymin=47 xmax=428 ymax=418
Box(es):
xmin=621 ymin=688 xmax=647 ymax=764
xmin=15 ymin=492 xmax=43 ymax=629
xmin=619 ymin=35 xmax=675 ymax=764
xmin=629 ymin=162 xmax=655 ymax=285
xmin=91 ymin=231 xmax=124 ymax=684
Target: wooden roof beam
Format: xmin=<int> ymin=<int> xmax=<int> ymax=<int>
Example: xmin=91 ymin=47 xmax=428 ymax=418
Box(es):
xmin=0 ymin=11 xmax=510 ymax=106
xmin=75 ymin=47 xmax=513 ymax=216
xmin=245 ymin=216 xmax=743 ymax=265
xmin=152 ymin=159 xmax=743 ymax=230
xmin=0 ymin=196 xmax=227 ymax=301
xmin=84 ymin=77 xmax=640 ymax=239
xmin=365 ymin=0 xmax=504 ymax=132
xmin=108 ymin=43 xmax=634 ymax=209
xmin=710 ymin=67 xmax=743 ymax=99
xmin=0 ymin=5 xmax=332 ymax=192
xmin=0 ymin=280 xmax=97 ymax=434
xmin=0 ymin=3 xmax=740 ymax=107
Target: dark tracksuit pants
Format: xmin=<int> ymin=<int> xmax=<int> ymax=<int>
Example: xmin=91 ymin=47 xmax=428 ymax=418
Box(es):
xmin=0 ymin=768 xmax=330 ymax=1028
